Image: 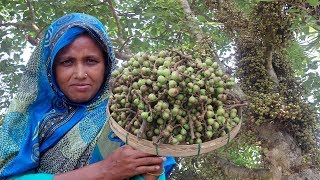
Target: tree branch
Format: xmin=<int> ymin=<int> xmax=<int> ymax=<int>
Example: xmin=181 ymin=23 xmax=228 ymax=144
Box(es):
xmin=106 ymin=0 xmax=123 ymax=38
xmin=115 ymin=10 xmax=137 ymax=18
xmin=264 ymin=44 xmax=279 ymax=86
xmin=25 ymin=0 xmax=40 ymax=33
xmin=0 ymin=22 xmax=33 ymax=29
xmin=179 ymin=0 xmax=204 ymax=42
xmin=105 ymin=0 xmax=132 ymax=59
xmin=206 ymin=155 xmax=272 ymax=179
xmin=0 ymin=22 xmax=40 ymax=46
xmin=114 ymin=51 xmax=132 ymax=60
xmin=25 ymin=0 xmax=35 ymax=22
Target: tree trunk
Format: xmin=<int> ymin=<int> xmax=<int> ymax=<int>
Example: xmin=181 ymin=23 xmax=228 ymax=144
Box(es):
xmin=257 ymin=123 xmax=319 ymax=179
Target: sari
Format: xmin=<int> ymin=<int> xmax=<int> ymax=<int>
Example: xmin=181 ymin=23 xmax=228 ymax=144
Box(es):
xmin=0 ymin=13 xmax=175 ymax=179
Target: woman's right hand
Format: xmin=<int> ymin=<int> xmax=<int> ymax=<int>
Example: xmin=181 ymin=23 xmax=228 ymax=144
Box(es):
xmin=99 ymin=145 xmax=166 ymax=180
xmin=54 ymin=145 xmax=165 ymax=180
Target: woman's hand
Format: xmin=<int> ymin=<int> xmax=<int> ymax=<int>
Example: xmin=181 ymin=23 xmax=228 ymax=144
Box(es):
xmin=100 ymin=145 xmax=166 ymax=180
xmin=54 ymin=145 xmax=165 ymax=180
xmin=142 ymin=163 xmax=165 ymax=180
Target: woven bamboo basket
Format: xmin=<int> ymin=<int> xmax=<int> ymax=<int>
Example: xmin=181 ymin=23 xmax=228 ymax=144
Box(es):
xmin=108 ymin=108 xmax=241 ymax=157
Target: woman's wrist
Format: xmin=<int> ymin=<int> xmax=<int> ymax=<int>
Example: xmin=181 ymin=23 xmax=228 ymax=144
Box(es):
xmin=143 ymin=167 xmax=165 ymax=180
xmin=143 ymin=174 xmax=159 ymax=180
xmin=146 ymin=169 xmax=164 ymax=177
xmin=54 ymin=161 xmax=114 ymax=180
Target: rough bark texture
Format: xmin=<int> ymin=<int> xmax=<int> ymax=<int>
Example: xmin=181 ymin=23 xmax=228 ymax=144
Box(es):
xmin=180 ymin=0 xmax=320 ymax=179
xmin=257 ymin=123 xmax=320 ymax=179
xmin=180 ymin=0 xmax=204 ymax=43
xmin=207 ymin=155 xmax=272 ymax=179
xmin=264 ymin=45 xmax=279 ymax=86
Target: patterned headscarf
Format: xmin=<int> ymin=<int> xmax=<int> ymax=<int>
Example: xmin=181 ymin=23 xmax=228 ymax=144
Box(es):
xmin=0 ymin=13 xmax=116 ymax=178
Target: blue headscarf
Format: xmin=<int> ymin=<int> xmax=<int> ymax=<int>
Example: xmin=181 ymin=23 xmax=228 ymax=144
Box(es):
xmin=0 ymin=13 xmax=116 ymax=177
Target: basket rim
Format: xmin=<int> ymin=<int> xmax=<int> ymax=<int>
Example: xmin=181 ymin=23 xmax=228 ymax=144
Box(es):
xmin=107 ymin=108 xmax=242 ymax=157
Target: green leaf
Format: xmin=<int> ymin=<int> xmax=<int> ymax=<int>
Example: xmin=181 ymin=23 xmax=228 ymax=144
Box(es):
xmin=197 ymin=15 xmax=206 ymax=22
xmin=150 ymin=28 xmax=158 ymax=37
xmin=307 ymin=0 xmax=320 ymax=7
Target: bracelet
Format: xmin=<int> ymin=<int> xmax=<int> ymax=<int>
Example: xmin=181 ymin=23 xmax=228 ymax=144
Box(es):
xmin=146 ymin=169 xmax=164 ymax=177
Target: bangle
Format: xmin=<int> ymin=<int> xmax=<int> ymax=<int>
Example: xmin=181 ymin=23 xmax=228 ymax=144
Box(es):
xmin=146 ymin=169 xmax=164 ymax=177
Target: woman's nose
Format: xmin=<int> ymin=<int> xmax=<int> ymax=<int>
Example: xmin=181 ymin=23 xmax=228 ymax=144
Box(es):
xmin=74 ymin=65 xmax=87 ymax=79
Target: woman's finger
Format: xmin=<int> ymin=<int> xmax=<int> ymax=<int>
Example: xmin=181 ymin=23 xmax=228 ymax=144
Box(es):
xmin=135 ymin=165 xmax=162 ymax=175
xmin=130 ymin=151 xmax=159 ymax=158
xmin=120 ymin=145 xmax=160 ymax=159
xmin=134 ymin=156 xmax=166 ymax=166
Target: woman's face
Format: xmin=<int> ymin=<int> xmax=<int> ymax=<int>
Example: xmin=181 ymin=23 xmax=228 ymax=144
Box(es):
xmin=54 ymin=34 xmax=105 ymax=103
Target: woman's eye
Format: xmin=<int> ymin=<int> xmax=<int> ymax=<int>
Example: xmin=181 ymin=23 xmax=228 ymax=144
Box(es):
xmin=86 ymin=58 xmax=99 ymax=65
xmin=60 ymin=59 xmax=73 ymax=66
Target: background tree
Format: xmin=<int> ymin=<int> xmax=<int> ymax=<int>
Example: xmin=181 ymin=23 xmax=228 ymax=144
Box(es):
xmin=0 ymin=0 xmax=319 ymax=178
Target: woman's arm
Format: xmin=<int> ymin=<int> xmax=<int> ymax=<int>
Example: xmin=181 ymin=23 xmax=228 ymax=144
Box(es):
xmin=54 ymin=145 xmax=165 ymax=180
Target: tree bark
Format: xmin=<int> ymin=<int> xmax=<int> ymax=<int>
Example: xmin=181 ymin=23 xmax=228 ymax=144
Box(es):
xmin=106 ymin=0 xmax=132 ymax=59
xmin=178 ymin=1 xmax=320 ymax=179
xmin=206 ymin=155 xmax=272 ymax=179
xmin=179 ymin=0 xmax=204 ymax=43
xmin=257 ymin=123 xmax=320 ymax=179
xmin=25 ymin=0 xmax=36 ymax=22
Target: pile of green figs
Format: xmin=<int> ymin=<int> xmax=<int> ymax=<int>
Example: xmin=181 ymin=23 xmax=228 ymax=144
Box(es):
xmin=109 ymin=51 xmax=241 ymax=145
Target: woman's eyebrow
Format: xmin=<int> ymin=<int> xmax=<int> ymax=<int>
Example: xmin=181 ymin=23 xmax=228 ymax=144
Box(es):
xmin=85 ymin=54 xmax=104 ymax=59
xmin=56 ymin=55 xmax=73 ymax=60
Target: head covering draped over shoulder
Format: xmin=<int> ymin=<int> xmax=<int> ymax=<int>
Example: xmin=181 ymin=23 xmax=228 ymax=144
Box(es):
xmin=0 ymin=13 xmax=116 ymax=177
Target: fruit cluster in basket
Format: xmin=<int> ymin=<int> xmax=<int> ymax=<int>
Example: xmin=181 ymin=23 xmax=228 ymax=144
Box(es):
xmin=109 ymin=50 xmax=242 ymax=145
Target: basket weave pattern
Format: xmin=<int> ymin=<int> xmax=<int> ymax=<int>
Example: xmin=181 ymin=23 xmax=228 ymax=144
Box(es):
xmin=109 ymin=111 xmax=241 ymax=157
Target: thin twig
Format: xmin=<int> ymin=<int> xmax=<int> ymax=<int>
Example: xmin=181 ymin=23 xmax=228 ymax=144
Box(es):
xmin=125 ymin=110 xmax=139 ymax=131
xmin=188 ymin=110 xmax=196 ymax=139
xmin=106 ymin=0 xmax=123 ymax=37
xmin=114 ymin=108 xmax=136 ymax=114
xmin=25 ymin=0 xmax=35 ymax=22
xmin=137 ymin=119 xmax=148 ymax=139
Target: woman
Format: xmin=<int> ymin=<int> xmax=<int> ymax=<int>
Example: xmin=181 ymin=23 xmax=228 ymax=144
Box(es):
xmin=0 ymin=13 xmax=175 ymax=179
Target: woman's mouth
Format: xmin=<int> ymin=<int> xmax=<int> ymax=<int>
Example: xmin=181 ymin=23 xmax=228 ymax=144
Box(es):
xmin=71 ymin=84 xmax=91 ymax=92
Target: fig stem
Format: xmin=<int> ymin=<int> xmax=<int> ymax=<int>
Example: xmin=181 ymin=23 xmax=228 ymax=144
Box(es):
xmin=172 ymin=50 xmax=192 ymax=61
xmin=134 ymin=90 xmax=153 ymax=118
xmin=195 ymin=69 xmax=204 ymax=77
xmin=123 ymin=113 xmax=134 ymax=127
xmin=114 ymin=108 xmax=136 ymax=114
xmin=188 ymin=110 xmax=196 ymax=139
xmin=137 ymin=119 xmax=148 ymax=139
xmin=200 ymin=102 xmax=208 ymax=130
xmin=125 ymin=110 xmax=139 ymax=131
xmin=126 ymin=86 xmax=133 ymax=102
xmin=173 ymin=59 xmax=187 ymax=69
xmin=153 ymin=134 xmax=163 ymax=145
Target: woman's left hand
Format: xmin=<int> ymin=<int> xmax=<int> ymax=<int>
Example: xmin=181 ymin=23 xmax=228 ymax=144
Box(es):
xmin=142 ymin=163 xmax=164 ymax=180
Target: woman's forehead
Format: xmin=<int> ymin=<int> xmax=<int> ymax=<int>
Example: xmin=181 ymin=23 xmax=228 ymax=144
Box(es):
xmin=54 ymin=34 xmax=105 ymax=60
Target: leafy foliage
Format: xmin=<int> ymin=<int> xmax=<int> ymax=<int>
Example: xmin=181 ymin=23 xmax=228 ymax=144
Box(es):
xmin=0 ymin=0 xmax=320 ymax=178
xmin=287 ymin=41 xmax=320 ymax=110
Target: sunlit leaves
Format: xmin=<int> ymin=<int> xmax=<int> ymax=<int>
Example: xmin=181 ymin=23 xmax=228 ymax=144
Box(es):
xmin=307 ymin=0 xmax=320 ymax=7
xmin=287 ymin=40 xmax=320 ymax=109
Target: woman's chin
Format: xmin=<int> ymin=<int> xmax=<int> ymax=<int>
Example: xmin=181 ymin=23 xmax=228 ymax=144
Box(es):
xmin=69 ymin=95 xmax=93 ymax=104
